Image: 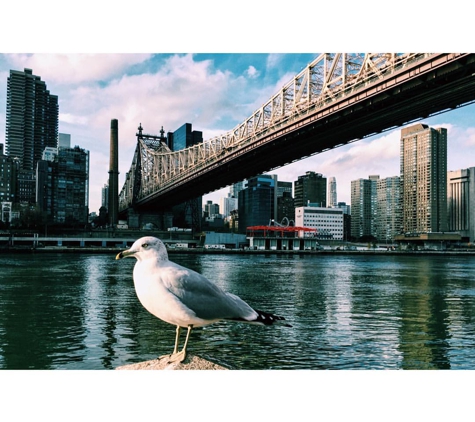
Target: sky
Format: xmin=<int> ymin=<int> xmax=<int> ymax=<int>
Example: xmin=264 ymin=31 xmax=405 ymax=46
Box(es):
xmin=0 ymin=52 xmax=474 ymax=214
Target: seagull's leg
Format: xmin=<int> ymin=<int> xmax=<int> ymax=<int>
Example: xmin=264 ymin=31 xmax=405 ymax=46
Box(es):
xmin=159 ymin=325 xmax=181 ymax=360
xmin=181 ymin=324 xmax=193 ymax=355
xmin=173 ymin=325 xmax=181 ymax=354
xmin=167 ymin=324 xmax=193 ymax=363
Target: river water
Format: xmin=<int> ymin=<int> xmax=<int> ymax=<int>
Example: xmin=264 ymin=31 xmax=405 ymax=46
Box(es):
xmin=0 ymin=251 xmax=474 ymax=370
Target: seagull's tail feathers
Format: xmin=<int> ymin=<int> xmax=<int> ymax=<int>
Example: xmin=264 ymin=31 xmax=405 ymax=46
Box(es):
xmin=226 ymin=309 xmax=292 ymax=327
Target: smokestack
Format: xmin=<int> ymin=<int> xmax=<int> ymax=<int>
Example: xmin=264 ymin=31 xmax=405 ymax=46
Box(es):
xmin=108 ymin=119 xmax=119 ymax=226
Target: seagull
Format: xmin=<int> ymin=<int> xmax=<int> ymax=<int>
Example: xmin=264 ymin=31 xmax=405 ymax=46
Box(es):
xmin=116 ymin=236 xmax=289 ymax=363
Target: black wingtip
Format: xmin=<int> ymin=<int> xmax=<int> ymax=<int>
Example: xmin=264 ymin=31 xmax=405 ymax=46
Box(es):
xmin=254 ymin=309 xmax=292 ymax=327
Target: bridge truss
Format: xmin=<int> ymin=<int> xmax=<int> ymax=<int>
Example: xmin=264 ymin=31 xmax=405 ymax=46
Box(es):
xmin=119 ymin=53 xmax=475 ymax=213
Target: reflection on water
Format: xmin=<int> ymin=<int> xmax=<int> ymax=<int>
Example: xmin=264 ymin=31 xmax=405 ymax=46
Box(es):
xmin=0 ymin=252 xmax=474 ymax=369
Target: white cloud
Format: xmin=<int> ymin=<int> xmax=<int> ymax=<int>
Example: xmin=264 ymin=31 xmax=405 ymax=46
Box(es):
xmin=5 ymin=54 xmax=152 ymax=84
xmin=246 ymin=65 xmax=259 ymax=79
xmin=466 ymin=128 xmax=475 ymax=146
xmin=59 ymin=113 xmax=89 ymax=126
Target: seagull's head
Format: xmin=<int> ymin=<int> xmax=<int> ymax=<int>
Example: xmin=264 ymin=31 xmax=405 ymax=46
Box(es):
xmin=116 ymin=236 xmax=168 ymax=262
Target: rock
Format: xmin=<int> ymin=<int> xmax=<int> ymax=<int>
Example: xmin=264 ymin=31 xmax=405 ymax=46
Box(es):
xmin=115 ymin=354 xmax=229 ymax=370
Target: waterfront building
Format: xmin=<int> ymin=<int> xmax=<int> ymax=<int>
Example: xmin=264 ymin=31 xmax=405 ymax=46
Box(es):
xmin=5 ymin=68 xmax=58 ymax=204
xmin=0 ymin=143 xmax=17 ymax=204
xmin=246 ymin=225 xmax=318 ymax=251
xmin=238 ymin=174 xmax=275 ymax=233
xmin=337 ymin=201 xmax=351 ymax=241
xmin=350 ymin=176 xmax=379 ymax=240
xmin=295 ymin=206 xmax=344 ymax=240
xmin=448 ymin=167 xmax=475 ymax=242
xmin=328 ymin=176 xmax=337 ymax=207
xmin=36 ymin=146 xmax=90 ymax=225
xmin=400 ymin=123 xmax=448 ymax=234
xmin=374 ymin=176 xmax=401 ymax=242
xmin=294 ymin=171 xmax=327 ymax=208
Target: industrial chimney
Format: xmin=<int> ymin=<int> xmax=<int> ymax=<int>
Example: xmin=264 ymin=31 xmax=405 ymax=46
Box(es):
xmin=108 ymin=119 xmax=119 ymax=226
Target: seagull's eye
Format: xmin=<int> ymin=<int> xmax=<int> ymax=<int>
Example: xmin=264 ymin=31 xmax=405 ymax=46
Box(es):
xmin=142 ymin=243 xmax=149 ymax=249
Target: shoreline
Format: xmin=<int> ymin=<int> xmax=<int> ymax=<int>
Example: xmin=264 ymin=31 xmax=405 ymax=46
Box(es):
xmin=1 ymin=246 xmax=474 ymax=256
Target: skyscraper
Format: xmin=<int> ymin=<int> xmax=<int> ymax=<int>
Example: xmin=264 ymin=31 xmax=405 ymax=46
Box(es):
xmin=294 ymin=171 xmax=327 ymax=208
xmin=5 ymin=68 xmax=58 ymax=204
xmin=238 ymin=174 xmax=275 ymax=232
xmin=328 ymin=176 xmax=337 ymax=207
xmin=400 ymin=123 xmax=447 ymax=234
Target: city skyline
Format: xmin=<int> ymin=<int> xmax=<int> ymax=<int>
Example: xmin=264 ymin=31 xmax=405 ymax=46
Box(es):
xmin=0 ymin=54 xmax=474 ymax=215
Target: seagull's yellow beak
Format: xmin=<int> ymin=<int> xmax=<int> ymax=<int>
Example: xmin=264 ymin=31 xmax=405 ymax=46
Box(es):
xmin=116 ymin=249 xmax=135 ymax=260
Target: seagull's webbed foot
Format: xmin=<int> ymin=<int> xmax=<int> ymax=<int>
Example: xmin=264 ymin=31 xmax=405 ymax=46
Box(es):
xmin=160 ymin=350 xmax=187 ymax=363
xmin=158 ymin=324 xmax=193 ymax=364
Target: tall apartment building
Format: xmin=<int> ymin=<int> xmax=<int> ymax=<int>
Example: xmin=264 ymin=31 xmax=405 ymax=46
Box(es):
xmin=327 ymin=176 xmax=337 ymax=207
xmin=400 ymin=123 xmax=447 ymax=234
xmin=350 ymin=175 xmax=379 ymax=240
xmin=6 ymin=68 xmax=58 ymax=204
xmin=448 ymin=167 xmax=475 ymax=242
xmin=374 ymin=176 xmax=401 ymax=242
xmin=294 ymin=171 xmax=327 ymax=208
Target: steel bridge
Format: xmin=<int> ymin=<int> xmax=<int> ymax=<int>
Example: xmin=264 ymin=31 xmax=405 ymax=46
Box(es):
xmin=118 ymin=53 xmax=475 ymax=215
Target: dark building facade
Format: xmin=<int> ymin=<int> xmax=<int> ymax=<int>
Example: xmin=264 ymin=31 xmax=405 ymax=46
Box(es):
xmin=167 ymin=123 xmax=203 ymax=151
xmin=276 ymin=191 xmax=295 ymax=224
xmin=294 ymin=171 xmax=327 ymax=208
xmin=0 ymin=143 xmax=17 ymax=204
xmin=36 ymin=146 xmax=89 ymax=225
xmin=5 ymin=68 xmax=58 ymax=203
xmin=238 ymin=174 xmax=275 ymax=233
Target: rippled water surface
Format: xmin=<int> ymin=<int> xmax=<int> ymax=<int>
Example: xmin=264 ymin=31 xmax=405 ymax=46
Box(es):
xmin=1 ymin=252 xmax=474 ymax=370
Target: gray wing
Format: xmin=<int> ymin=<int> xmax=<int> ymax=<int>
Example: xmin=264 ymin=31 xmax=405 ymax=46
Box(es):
xmin=161 ymin=261 xmax=257 ymax=321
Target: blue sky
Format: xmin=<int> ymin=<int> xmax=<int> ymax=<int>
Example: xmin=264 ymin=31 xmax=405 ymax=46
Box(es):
xmin=1 ymin=52 xmax=474 ymax=214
